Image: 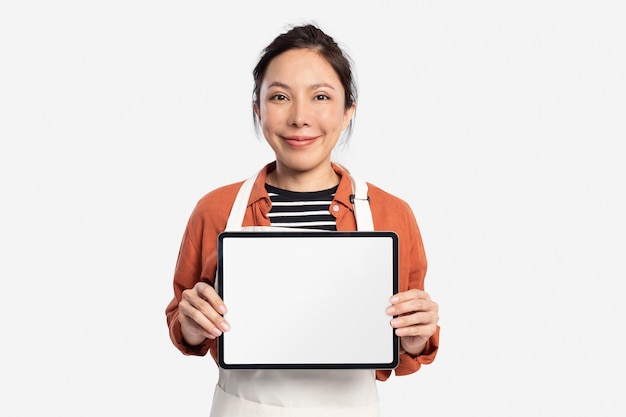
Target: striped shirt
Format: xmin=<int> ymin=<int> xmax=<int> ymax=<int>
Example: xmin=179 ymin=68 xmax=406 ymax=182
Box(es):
xmin=265 ymin=183 xmax=338 ymax=231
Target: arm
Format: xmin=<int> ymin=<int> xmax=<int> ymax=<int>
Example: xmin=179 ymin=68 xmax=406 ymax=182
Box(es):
xmin=165 ymin=205 xmax=228 ymax=357
xmin=379 ymin=199 xmax=440 ymax=379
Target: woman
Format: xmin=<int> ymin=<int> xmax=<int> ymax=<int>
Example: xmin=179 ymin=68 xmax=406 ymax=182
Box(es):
xmin=165 ymin=23 xmax=440 ymax=416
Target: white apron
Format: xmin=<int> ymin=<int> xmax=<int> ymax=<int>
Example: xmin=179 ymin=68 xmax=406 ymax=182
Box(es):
xmin=209 ymin=169 xmax=379 ymax=417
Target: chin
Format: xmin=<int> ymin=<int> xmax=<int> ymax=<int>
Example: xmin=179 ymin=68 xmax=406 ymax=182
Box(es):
xmin=277 ymin=154 xmax=328 ymax=173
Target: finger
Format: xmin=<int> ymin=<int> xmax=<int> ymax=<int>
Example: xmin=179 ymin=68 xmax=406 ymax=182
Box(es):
xmin=389 ymin=289 xmax=430 ymax=305
xmin=395 ymin=322 xmax=437 ymax=338
xmin=386 ymin=298 xmax=438 ymax=317
xmin=391 ymin=314 xmax=439 ymax=339
xmin=179 ymin=299 xmax=224 ymax=338
xmin=181 ymin=289 xmax=230 ymax=337
xmin=195 ymin=282 xmax=227 ymax=315
xmin=390 ymin=311 xmax=438 ymax=330
xmin=178 ymin=311 xmax=218 ymax=340
xmin=395 ymin=326 xmax=425 ymax=338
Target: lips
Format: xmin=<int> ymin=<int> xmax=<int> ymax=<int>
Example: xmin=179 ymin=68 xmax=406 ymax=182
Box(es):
xmin=282 ymin=136 xmax=319 ymax=147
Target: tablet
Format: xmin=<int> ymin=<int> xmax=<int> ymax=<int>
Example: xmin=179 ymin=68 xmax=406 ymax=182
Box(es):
xmin=216 ymin=230 xmax=399 ymax=369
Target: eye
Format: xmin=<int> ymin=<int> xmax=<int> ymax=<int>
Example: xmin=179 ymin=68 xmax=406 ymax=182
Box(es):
xmin=270 ymin=94 xmax=288 ymax=101
xmin=314 ymin=94 xmax=330 ymax=101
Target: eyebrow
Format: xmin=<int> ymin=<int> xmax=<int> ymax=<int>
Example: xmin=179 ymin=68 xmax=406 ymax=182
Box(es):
xmin=266 ymin=81 xmax=337 ymax=91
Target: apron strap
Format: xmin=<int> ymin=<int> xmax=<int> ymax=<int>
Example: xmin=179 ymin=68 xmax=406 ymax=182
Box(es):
xmin=225 ymin=168 xmax=374 ymax=231
xmin=350 ymin=177 xmax=374 ymax=231
xmin=225 ymin=172 xmax=258 ymax=231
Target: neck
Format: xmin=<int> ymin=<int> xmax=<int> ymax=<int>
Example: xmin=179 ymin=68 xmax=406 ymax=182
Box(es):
xmin=267 ymin=163 xmax=340 ymax=192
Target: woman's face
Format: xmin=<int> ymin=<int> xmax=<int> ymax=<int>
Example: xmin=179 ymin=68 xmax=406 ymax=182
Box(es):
xmin=255 ymin=48 xmax=355 ymax=179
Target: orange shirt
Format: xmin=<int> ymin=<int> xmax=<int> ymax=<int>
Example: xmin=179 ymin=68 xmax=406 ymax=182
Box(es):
xmin=165 ymin=162 xmax=439 ymax=381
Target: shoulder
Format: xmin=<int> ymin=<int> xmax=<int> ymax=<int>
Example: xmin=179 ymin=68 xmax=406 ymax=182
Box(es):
xmin=183 ymin=180 xmax=245 ymax=233
xmin=366 ymin=182 xmax=414 ymax=213
xmin=186 ymin=163 xmax=272 ymax=228
xmin=365 ymin=181 xmax=421 ymax=232
xmin=194 ymin=163 xmax=272 ymax=213
xmin=192 ymin=181 xmax=244 ymax=217
xmin=196 ymin=181 xmax=244 ymax=208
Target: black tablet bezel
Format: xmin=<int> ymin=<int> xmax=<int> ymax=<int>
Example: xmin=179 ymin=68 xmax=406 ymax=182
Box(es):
xmin=216 ymin=230 xmax=399 ymax=370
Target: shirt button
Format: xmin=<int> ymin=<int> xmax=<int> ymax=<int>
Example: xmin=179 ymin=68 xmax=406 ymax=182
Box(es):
xmin=332 ymin=205 xmax=340 ymax=212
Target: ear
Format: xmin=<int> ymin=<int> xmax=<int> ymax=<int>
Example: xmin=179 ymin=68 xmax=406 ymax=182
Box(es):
xmin=342 ymin=102 xmax=356 ymax=130
xmin=253 ymin=103 xmax=261 ymax=122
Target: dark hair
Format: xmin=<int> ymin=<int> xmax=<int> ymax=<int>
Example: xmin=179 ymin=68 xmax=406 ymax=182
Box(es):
xmin=252 ymin=23 xmax=358 ymax=141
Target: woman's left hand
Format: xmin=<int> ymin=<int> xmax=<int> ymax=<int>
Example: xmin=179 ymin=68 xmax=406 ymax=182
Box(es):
xmin=386 ymin=289 xmax=439 ymax=356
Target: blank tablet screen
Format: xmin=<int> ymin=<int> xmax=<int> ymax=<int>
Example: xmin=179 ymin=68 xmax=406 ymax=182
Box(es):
xmin=216 ymin=231 xmax=399 ymax=369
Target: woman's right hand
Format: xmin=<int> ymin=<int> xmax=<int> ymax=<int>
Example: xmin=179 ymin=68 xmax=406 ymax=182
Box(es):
xmin=178 ymin=281 xmax=229 ymax=345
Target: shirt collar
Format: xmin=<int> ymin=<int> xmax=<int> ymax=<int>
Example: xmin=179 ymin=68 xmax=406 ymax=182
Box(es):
xmin=247 ymin=161 xmax=355 ymax=211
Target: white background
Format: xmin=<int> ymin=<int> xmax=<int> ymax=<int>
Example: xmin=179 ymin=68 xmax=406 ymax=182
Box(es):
xmin=1 ymin=1 xmax=624 ymax=416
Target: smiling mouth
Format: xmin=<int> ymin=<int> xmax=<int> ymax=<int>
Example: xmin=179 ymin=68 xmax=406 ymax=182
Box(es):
xmin=283 ymin=136 xmax=318 ymax=147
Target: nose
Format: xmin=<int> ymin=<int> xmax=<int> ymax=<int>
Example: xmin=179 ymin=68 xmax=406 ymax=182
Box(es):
xmin=288 ymin=99 xmax=310 ymax=127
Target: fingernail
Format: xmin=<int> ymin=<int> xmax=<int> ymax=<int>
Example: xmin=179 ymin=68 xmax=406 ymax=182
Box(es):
xmin=218 ymin=305 xmax=227 ymax=314
xmin=220 ymin=322 xmax=230 ymax=332
xmin=390 ymin=296 xmax=399 ymax=303
xmin=386 ymin=306 xmax=395 ymax=314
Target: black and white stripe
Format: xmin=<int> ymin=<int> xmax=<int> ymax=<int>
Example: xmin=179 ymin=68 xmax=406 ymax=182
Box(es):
xmin=265 ymin=184 xmax=338 ymax=231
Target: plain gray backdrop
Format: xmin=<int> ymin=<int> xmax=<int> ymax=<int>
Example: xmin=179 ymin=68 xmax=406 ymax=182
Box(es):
xmin=1 ymin=1 xmax=625 ymax=416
